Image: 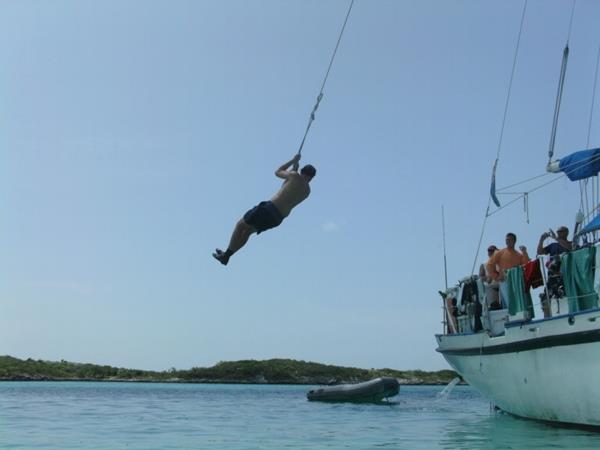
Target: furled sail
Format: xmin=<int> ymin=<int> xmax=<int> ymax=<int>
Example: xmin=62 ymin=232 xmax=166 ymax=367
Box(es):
xmin=490 ymin=159 xmax=501 ymax=207
xmin=547 ymin=148 xmax=600 ymax=181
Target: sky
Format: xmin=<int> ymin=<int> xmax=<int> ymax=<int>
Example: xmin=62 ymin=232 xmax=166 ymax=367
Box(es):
xmin=2 ymin=0 xmax=600 ymax=372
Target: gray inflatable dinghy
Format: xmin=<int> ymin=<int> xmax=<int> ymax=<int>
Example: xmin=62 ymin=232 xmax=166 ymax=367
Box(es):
xmin=306 ymin=377 xmax=400 ymax=402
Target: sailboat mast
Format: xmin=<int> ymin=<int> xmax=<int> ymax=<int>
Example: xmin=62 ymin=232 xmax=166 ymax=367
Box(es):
xmin=548 ymin=44 xmax=569 ymax=163
xmin=548 ymin=0 xmax=577 ymax=163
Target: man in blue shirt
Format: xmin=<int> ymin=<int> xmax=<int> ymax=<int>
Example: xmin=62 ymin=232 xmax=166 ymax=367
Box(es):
xmin=536 ymin=226 xmax=572 ymax=256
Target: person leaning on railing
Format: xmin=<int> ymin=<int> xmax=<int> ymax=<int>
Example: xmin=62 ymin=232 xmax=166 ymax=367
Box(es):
xmin=479 ymin=245 xmax=501 ymax=310
xmin=536 ymin=226 xmax=572 ymax=257
xmin=536 ymin=226 xmax=571 ymax=316
xmin=486 ymin=232 xmax=529 ymax=309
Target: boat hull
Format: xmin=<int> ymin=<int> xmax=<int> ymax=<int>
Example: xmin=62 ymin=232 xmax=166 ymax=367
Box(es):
xmin=436 ymin=308 xmax=600 ymax=426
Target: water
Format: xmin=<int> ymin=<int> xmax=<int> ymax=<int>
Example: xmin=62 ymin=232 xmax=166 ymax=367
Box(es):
xmin=1 ymin=382 xmax=599 ymax=449
xmin=436 ymin=377 xmax=461 ymax=400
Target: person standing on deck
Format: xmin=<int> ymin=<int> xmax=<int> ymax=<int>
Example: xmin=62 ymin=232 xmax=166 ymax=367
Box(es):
xmin=536 ymin=225 xmax=572 ymax=256
xmin=479 ymin=245 xmax=501 ymax=309
xmin=213 ymin=154 xmax=316 ymax=266
xmin=486 ymin=232 xmax=530 ymax=308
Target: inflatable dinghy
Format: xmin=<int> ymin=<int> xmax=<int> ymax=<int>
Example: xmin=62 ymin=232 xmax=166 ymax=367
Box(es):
xmin=306 ymin=377 xmax=400 ymax=402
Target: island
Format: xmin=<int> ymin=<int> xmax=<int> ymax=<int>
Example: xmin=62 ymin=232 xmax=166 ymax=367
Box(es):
xmin=0 ymin=356 xmax=458 ymax=385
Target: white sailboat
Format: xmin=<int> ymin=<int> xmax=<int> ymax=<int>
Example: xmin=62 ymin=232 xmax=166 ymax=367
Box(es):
xmin=435 ymin=2 xmax=600 ymax=427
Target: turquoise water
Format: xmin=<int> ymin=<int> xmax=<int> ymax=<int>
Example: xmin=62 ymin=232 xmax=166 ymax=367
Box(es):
xmin=1 ymin=382 xmax=599 ymax=449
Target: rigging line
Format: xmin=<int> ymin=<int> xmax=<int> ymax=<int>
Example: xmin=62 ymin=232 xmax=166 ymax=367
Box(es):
xmin=296 ymin=0 xmax=355 ymax=157
xmin=471 ymin=202 xmax=491 ymax=277
xmin=562 ymin=152 xmax=600 ymax=172
xmin=587 ymin=46 xmax=600 ymax=147
xmin=473 ymin=0 xmax=527 ymax=276
xmin=593 ymin=176 xmax=597 ymax=216
xmin=566 ymin=0 xmax=577 ymax=45
xmin=585 ymin=178 xmax=590 ymax=219
xmin=580 ymin=180 xmax=586 ymax=212
xmin=486 ymin=195 xmax=525 ymax=217
xmin=493 ymin=0 xmax=528 ymax=162
xmin=442 ymin=206 xmax=448 ymax=290
xmin=487 ymin=174 xmax=567 ymax=217
xmin=585 ymin=45 xmax=600 ymax=213
xmin=582 ymin=202 xmax=600 ymax=222
xmin=514 ymin=173 xmax=564 ymax=195
xmin=496 ymin=171 xmax=550 ymax=192
xmin=498 ymin=152 xmax=600 ymax=193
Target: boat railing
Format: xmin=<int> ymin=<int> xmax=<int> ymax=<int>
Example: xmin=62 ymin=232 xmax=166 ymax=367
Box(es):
xmin=440 ymin=245 xmax=600 ymax=336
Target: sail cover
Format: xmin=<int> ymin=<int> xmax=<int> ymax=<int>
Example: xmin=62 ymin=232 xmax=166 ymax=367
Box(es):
xmin=580 ymin=212 xmax=600 ymax=234
xmin=558 ymin=148 xmax=600 ymax=181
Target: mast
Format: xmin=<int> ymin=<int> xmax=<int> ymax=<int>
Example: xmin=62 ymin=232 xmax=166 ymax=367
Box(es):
xmin=548 ymin=44 xmax=569 ymax=164
xmin=548 ymin=0 xmax=576 ymax=164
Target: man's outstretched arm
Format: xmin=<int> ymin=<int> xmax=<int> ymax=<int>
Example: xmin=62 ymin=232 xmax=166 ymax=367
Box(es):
xmin=275 ymin=154 xmax=301 ymax=179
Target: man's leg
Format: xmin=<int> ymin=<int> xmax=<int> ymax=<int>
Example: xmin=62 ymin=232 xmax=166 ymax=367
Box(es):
xmin=213 ymin=219 xmax=255 ymax=265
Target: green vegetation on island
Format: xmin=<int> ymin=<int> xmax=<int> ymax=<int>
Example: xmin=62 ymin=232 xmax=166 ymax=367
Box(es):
xmin=0 ymin=356 xmax=457 ymax=385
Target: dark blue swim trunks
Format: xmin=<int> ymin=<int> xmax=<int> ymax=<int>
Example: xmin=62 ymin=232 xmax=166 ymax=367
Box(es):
xmin=243 ymin=201 xmax=284 ymax=234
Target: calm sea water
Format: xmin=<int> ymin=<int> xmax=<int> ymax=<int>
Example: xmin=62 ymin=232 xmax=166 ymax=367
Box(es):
xmin=1 ymin=382 xmax=599 ymax=449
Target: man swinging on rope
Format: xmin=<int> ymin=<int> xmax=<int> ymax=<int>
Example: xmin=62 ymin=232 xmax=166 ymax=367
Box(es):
xmin=213 ymin=154 xmax=316 ymax=266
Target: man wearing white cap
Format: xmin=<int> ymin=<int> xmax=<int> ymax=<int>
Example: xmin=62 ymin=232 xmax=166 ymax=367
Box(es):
xmin=536 ymin=226 xmax=572 ymax=256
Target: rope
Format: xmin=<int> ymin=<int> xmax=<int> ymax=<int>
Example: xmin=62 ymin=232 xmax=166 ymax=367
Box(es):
xmin=471 ymin=208 xmax=490 ymax=276
xmin=497 ymin=151 xmax=600 ymax=195
xmin=580 ymin=29 xmax=599 ymax=218
xmin=295 ymin=0 xmax=355 ymax=162
xmin=471 ymin=0 xmax=528 ymax=275
xmin=496 ymin=171 xmax=551 ymax=192
xmin=487 ymin=174 xmax=566 ymax=217
xmin=586 ymin=46 xmax=600 ymax=148
xmin=494 ymin=0 xmax=528 ymax=163
xmin=566 ymin=0 xmax=577 ymax=45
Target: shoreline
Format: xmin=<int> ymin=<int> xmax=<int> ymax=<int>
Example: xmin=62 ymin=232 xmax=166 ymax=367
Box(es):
xmin=0 ymin=376 xmax=457 ymax=386
xmin=0 ymin=356 xmax=459 ymax=386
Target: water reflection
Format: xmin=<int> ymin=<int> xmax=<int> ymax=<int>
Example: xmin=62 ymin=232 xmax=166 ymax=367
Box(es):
xmin=440 ymin=405 xmax=600 ymax=449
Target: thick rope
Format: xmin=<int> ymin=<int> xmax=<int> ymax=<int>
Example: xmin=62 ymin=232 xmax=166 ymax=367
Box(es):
xmin=295 ymin=0 xmax=355 ymax=163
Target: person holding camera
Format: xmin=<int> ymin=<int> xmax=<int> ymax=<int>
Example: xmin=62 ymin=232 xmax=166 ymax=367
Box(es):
xmin=536 ymin=226 xmax=572 ymax=256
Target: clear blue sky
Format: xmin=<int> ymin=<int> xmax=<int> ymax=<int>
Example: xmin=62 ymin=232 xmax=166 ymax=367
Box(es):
xmin=2 ymin=0 xmax=600 ymax=371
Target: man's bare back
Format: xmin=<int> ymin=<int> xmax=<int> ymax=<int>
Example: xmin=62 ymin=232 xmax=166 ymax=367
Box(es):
xmin=271 ymin=172 xmax=311 ymax=217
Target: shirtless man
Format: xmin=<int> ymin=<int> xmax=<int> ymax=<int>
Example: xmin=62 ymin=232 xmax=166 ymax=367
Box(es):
xmin=213 ymin=154 xmax=316 ymax=265
xmin=486 ymin=232 xmax=529 ymax=309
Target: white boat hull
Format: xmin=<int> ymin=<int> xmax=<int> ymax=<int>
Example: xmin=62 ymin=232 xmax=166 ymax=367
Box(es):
xmin=436 ymin=308 xmax=600 ymax=426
